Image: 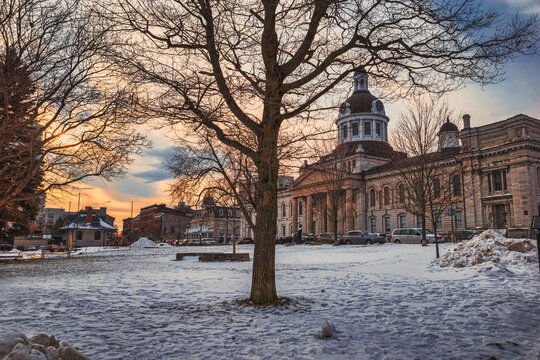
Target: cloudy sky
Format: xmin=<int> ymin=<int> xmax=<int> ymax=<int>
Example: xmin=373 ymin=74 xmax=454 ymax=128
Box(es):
xmin=48 ymin=0 xmax=540 ymax=230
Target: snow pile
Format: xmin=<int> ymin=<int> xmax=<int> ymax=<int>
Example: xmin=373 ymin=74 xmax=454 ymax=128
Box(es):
xmin=129 ymin=237 xmax=157 ymax=249
xmin=437 ymin=229 xmax=537 ymax=270
xmin=0 ymin=333 xmax=87 ymax=360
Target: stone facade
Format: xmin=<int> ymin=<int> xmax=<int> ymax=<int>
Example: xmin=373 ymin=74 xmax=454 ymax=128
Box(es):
xmin=185 ymin=196 xmax=241 ymax=243
xmin=286 ymin=71 xmax=540 ymax=239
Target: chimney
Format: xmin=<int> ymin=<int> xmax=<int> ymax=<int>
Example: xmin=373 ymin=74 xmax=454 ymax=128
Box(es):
xmin=462 ymin=114 xmax=471 ymax=129
xmin=86 ymin=206 xmax=93 ymax=223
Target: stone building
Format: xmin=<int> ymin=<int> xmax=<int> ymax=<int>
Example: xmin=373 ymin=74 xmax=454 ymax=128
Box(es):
xmin=185 ymin=196 xmax=241 ymax=243
xmin=123 ymin=203 xmax=193 ymax=242
xmin=60 ymin=207 xmax=117 ymax=248
xmin=287 ymin=69 xmax=540 ymax=239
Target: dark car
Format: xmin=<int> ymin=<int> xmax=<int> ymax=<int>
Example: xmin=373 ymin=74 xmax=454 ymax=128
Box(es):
xmin=343 ymin=231 xmax=386 ymax=245
xmin=238 ymin=237 xmax=253 ymax=244
xmin=316 ymin=233 xmax=342 ymax=245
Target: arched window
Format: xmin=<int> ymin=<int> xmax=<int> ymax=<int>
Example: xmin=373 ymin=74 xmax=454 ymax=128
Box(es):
xmin=383 ymin=187 xmax=390 ymax=205
xmin=433 ymin=178 xmax=441 ymax=199
xmin=452 ymin=174 xmax=461 ymax=196
xmin=298 ymin=201 xmax=303 ymax=216
xmin=94 ymin=231 xmax=101 ymax=240
xmin=398 ymin=184 xmax=405 ymax=204
xmin=282 ymin=203 xmax=286 ymax=218
xmin=369 ymin=189 xmax=376 ymax=207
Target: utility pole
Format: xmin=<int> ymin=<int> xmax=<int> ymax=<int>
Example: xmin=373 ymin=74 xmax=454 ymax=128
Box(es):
xmin=68 ymin=201 xmax=72 ymax=253
xmin=75 ymin=193 xmax=80 ymax=250
xmin=130 ymin=200 xmax=133 ymax=244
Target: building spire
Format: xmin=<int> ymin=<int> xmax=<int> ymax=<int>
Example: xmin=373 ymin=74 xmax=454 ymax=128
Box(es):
xmin=353 ymin=67 xmax=368 ymax=92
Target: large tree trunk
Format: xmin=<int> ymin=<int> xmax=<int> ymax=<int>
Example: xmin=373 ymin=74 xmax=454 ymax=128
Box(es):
xmin=250 ymin=125 xmax=279 ymax=304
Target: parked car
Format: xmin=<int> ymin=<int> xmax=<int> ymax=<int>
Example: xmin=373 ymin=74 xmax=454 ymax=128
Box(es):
xmin=238 ymin=237 xmax=253 ymax=244
xmin=372 ymin=233 xmax=389 ymax=241
xmin=390 ymin=228 xmax=445 ymax=244
xmin=200 ymin=238 xmax=216 ymax=246
xmin=316 ymin=233 xmax=343 ymax=245
xmin=343 ymin=231 xmax=386 ymax=245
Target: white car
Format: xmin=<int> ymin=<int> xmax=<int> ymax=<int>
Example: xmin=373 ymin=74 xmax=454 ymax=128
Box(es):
xmin=390 ymin=228 xmax=445 ymax=244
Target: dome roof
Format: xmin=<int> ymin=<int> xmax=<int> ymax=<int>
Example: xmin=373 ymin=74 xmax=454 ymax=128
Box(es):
xmin=341 ymin=91 xmax=378 ymax=114
xmin=439 ymin=119 xmax=459 ymax=133
xmin=202 ymin=195 xmax=214 ymax=206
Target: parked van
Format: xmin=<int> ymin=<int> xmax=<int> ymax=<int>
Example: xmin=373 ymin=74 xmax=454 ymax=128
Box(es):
xmin=390 ymin=228 xmax=445 ymax=244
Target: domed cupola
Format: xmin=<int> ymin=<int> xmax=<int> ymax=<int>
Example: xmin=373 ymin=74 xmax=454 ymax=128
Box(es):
xmin=336 ymin=67 xmax=389 ymax=144
xmin=438 ymin=118 xmax=460 ymax=150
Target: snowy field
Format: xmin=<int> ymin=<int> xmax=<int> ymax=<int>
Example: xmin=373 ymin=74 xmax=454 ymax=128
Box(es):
xmin=1 ymin=241 xmax=539 ymax=360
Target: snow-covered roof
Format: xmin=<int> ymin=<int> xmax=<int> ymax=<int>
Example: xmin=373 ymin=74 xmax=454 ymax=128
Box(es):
xmin=60 ymin=218 xmax=116 ymax=231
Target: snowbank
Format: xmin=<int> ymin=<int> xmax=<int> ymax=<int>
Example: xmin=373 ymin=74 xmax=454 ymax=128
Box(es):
xmin=129 ymin=237 xmax=157 ymax=249
xmin=436 ymin=229 xmax=537 ymax=270
xmin=0 ymin=333 xmax=87 ymax=359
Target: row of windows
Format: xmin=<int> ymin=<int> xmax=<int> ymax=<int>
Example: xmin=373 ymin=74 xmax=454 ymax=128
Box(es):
xmin=339 ymin=120 xmax=385 ymax=138
xmin=198 ymin=209 xmax=241 ymax=217
xmin=369 ymin=176 xmax=462 ymax=208
xmin=369 ymin=212 xmax=463 ymax=233
xmin=74 ymin=231 xmax=102 ymax=241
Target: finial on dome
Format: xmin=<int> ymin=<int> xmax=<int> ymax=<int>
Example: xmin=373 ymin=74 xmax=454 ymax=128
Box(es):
xmin=353 ymin=66 xmax=368 ymax=92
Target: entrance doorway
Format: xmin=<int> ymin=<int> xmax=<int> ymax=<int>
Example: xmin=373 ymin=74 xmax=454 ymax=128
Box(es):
xmin=493 ymin=204 xmax=507 ymax=228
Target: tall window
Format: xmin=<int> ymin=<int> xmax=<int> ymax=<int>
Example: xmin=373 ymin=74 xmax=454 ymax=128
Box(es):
xmin=370 ymin=218 xmax=376 ymax=233
xmin=364 ymin=121 xmax=371 ymax=135
xmin=282 ymin=203 xmax=286 ymax=218
xmin=352 ymin=122 xmax=359 ymax=136
xmin=370 ymin=189 xmax=376 ymax=207
xmin=433 ymin=178 xmax=441 ymax=199
xmin=76 ymin=231 xmax=82 ymax=240
xmin=289 ymin=202 xmax=292 ymax=217
xmin=398 ymin=184 xmax=405 ymax=204
xmin=435 ymin=213 xmax=442 ymax=230
xmin=376 ymin=122 xmax=381 ymax=136
xmin=282 ymin=225 xmax=286 ymax=236
xmin=487 ymin=169 xmax=507 ymax=192
xmin=455 ymin=211 xmax=463 ymax=228
xmin=341 ymin=124 xmax=348 ymax=139
xmin=383 ymin=187 xmax=390 ymax=205
xmin=298 ymin=201 xmax=303 ymax=216
xmin=452 ymin=175 xmax=461 ymax=196
xmin=399 ymin=215 xmax=407 ymax=228
xmin=384 ymin=217 xmax=391 ymax=233
xmin=416 ymin=215 xmax=423 ymax=229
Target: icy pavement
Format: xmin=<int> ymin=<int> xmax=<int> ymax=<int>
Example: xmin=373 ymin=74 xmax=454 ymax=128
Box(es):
xmin=0 ymin=242 xmax=539 ymax=359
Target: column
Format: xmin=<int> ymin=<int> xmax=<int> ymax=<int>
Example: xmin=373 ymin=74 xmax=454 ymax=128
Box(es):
xmin=306 ymin=195 xmax=314 ymax=235
xmin=292 ymin=197 xmax=298 ymax=232
xmin=358 ymin=185 xmax=367 ymax=230
xmin=345 ymin=188 xmax=354 ymax=232
xmin=326 ymin=192 xmax=335 ymax=233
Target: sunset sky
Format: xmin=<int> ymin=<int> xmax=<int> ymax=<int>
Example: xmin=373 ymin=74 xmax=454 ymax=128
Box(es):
xmin=48 ymin=0 xmax=540 ymax=231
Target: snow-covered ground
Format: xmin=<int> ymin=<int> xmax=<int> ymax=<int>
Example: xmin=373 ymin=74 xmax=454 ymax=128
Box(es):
xmin=0 ymin=240 xmax=538 ymax=359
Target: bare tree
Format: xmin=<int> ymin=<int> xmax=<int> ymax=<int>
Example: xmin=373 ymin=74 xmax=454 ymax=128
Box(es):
xmin=391 ymin=98 xmax=469 ymax=257
xmin=104 ymin=0 xmax=538 ymax=303
xmin=0 ymin=0 xmax=148 ymax=213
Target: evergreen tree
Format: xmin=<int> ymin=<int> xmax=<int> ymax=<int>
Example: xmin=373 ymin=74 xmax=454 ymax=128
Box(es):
xmin=0 ymin=47 xmax=43 ymax=243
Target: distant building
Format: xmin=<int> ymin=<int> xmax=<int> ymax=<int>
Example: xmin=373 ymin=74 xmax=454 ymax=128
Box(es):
xmin=35 ymin=207 xmax=66 ymax=234
xmin=185 ymin=196 xmax=240 ymax=243
xmin=238 ymin=176 xmax=294 ymax=240
xmin=60 ymin=207 xmax=117 ymax=248
xmin=123 ymin=203 xmax=194 ymax=242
